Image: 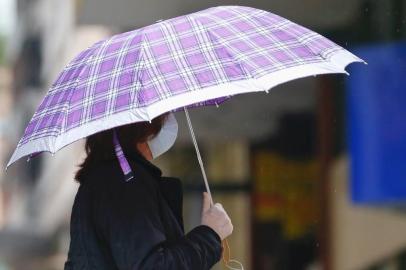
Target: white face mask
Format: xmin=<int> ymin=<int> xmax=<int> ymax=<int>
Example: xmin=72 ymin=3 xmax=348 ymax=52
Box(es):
xmin=147 ymin=113 xmax=178 ymax=159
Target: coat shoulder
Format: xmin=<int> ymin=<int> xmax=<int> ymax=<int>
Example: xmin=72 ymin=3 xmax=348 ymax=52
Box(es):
xmin=79 ymin=159 xmax=160 ymax=204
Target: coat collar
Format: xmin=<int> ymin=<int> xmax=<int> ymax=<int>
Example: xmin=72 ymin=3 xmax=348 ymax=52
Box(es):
xmin=125 ymin=148 xmax=163 ymax=178
xmin=125 ymin=148 xmax=184 ymax=232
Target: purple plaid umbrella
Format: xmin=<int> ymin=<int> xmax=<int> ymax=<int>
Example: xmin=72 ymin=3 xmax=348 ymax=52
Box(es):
xmin=7 ymin=6 xmax=364 ymax=188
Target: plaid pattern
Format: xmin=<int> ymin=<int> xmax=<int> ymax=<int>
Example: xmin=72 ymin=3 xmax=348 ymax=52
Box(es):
xmin=10 ymin=6 xmax=360 ymax=165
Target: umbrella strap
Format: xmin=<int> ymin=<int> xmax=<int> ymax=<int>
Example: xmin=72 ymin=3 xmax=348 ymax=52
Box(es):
xmin=113 ymin=129 xmax=134 ymax=182
xmin=222 ymin=239 xmax=245 ymax=270
xmin=183 ymin=107 xmax=244 ymax=270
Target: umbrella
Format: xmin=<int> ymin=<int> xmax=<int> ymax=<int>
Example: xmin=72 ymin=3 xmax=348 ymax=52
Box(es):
xmin=6 ymin=5 xmax=364 ymax=269
xmin=7 ymin=5 xmax=363 ymax=170
xmin=7 ymin=3 xmax=365 ymax=200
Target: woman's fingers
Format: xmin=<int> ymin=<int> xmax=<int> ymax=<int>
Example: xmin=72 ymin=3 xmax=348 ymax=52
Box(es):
xmin=214 ymin=203 xmax=223 ymax=209
xmin=202 ymin=192 xmax=211 ymax=212
xmin=200 ymin=196 xmax=233 ymax=240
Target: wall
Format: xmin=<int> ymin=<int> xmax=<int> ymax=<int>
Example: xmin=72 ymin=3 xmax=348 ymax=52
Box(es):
xmin=77 ymin=0 xmax=361 ymax=30
xmin=330 ymin=156 xmax=406 ymax=270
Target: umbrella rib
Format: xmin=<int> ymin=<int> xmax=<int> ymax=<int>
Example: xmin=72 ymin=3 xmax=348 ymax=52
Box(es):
xmin=183 ymin=107 xmax=214 ymax=205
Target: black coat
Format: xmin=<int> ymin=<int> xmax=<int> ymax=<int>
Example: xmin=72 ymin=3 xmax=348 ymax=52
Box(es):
xmin=64 ymin=149 xmax=222 ymax=270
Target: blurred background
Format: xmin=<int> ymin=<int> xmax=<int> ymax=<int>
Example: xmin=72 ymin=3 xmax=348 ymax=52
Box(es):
xmin=0 ymin=0 xmax=405 ymax=269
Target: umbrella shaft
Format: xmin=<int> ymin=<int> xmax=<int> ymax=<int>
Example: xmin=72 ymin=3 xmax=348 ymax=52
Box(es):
xmin=183 ymin=107 xmax=213 ymax=206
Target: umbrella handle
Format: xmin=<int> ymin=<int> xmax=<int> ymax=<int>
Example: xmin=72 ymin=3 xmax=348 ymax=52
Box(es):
xmin=184 ymin=107 xmax=243 ymax=270
xmin=183 ymin=107 xmax=214 ymax=205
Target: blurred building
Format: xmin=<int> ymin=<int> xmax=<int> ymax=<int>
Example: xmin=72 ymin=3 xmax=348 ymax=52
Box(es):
xmin=0 ymin=0 xmax=112 ymax=268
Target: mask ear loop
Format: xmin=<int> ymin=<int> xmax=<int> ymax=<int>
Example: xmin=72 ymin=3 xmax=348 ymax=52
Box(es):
xmin=222 ymin=239 xmax=244 ymax=270
xmin=113 ymin=129 xmax=134 ymax=182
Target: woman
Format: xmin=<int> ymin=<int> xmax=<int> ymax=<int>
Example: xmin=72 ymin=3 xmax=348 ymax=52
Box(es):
xmin=64 ymin=113 xmax=233 ymax=270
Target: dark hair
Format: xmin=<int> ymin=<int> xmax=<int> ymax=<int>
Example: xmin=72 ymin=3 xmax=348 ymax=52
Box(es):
xmin=75 ymin=113 xmax=169 ymax=183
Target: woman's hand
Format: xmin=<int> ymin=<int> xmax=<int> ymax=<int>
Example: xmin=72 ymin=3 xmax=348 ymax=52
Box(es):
xmin=200 ymin=192 xmax=233 ymax=240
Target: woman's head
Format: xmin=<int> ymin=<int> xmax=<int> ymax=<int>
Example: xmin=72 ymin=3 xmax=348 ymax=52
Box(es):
xmin=75 ymin=113 xmax=169 ymax=183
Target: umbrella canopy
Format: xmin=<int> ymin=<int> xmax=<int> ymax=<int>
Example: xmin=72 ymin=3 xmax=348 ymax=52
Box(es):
xmin=7 ymin=5 xmax=363 ymax=168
